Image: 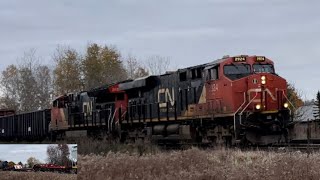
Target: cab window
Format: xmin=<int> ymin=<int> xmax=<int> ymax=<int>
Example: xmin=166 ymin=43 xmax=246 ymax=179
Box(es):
xmin=206 ymin=67 xmax=219 ymax=80
xmin=179 ymin=71 xmax=187 ymax=81
xmin=224 ymin=64 xmax=251 ymax=80
xmin=191 ymin=68 xmax=202 ymax=79
xmin=253 ymin=64 xmax=274 ymax=73
xmin=53 ymin=100 xmax=58 ymax=107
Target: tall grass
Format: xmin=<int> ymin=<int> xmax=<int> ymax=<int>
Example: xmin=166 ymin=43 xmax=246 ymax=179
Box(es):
xmin=78 ymin=148 xmax=320 ymax=180
xmin=77 ymin=137 xmax=161 ymax=155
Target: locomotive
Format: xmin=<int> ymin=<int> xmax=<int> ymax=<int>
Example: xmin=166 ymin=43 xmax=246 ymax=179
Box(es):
xmin=0 ymin=55 xmax=292 ymax=146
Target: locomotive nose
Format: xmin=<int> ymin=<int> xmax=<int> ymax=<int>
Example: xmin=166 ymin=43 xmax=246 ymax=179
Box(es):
xmin=247 ymin=73 xmax=279 ymax=112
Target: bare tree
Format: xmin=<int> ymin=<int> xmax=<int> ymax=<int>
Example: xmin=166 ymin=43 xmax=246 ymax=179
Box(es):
xmin=47 ymin=144 xmax=71 ymax=166
xmin=145 ymin=55 xmax=171 ymax=75
xmin=0 ymin=49 xmax=52 ymax=112
xmin=35 ymin=65 xmax=53 ymax=109
xmin=0 ymin=65 xmax=20 ymax=111
xmin=18 ymin=48 xmax=40 ymax=71
xmin=27 ymin=157 xmax=41 ymax=168
xmin=58 ymin=144 xmax=71 ymax=166
xmin=19 ymin=67 xmax=39 ymax=112
xmin=125 ymin=54 xmax=149 ymax=79
xmin=125 ymin=54 xmax=139 ymax=79
xmin=47 ymin=145 xmax=60 ymax=165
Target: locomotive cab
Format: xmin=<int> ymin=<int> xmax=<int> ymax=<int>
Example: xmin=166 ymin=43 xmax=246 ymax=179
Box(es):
xmin=219 ymin=56 xmax=291 ymax=145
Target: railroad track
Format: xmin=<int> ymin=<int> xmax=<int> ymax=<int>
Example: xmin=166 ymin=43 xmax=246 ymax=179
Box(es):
xmin=246 ymin=143 xmax=320 ymax=152
xmin=156 ymin=141 xmax=320 ymax=153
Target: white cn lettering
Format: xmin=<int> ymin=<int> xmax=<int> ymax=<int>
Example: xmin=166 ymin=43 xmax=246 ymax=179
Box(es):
xmin=158 ymin=88 xmax=175 ymax=108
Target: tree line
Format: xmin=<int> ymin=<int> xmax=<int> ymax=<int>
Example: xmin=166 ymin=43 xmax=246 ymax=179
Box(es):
xmin=0 ymin=144 xmax=74 ymax=168
xmin=27 ymin=144 xmax=75 ymax=168
xmin=0 ymin=43 xmax=170 ymax=113
xmin=0 ymin=43 xmax=313 ymax=114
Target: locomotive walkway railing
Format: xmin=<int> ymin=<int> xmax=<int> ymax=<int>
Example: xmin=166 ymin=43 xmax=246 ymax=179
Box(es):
xmin=67 ymin=103 xmax=115 ymax=132
xmin=123 ymin=101 xmax=178 ymax=124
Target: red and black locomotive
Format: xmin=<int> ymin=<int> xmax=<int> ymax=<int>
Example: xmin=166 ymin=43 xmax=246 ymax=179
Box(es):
xmin=0 ymin=55 xmax=292 ymax=146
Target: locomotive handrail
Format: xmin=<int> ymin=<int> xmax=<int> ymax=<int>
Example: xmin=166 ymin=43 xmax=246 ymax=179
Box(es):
xmin=239 ymin=92 xmax=258 ymax=126
xmin=233 ymin=92 xmax=247 ymax=140
xmin=235 ymin=92 xmax=247 ymax=115
xmin=281 ymin=90 xmax=295 ymax=120
xmin=240 ymin=92 xmax=258 ymax=116
xmin=109 ymin=108 xmax=117 ymax=132
xmin=281 ymin=90 xmax=296 ymax=110
xmin=233 ymin=91 xmax=258 ymax=140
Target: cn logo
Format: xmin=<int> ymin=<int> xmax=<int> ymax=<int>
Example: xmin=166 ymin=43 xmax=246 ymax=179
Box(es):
xmin=158 ymin=88 xmax=175 ymax=108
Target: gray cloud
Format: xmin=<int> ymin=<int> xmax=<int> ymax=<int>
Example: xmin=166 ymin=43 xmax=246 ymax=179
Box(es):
xmin=0 ymin=0 xmax=319 ymax=99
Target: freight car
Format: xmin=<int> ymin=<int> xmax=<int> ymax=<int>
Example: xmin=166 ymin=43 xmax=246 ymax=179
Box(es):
xmin=0 ymin=55 xmax=294 ymax=146
xmin=0 ymin=110 xmax=50 ymax=141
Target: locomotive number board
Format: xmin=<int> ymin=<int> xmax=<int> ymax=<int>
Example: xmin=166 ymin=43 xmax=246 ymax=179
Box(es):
xmin=256 ymin=56 xmax=265 ymax=62
xmin=233 ymin=57 xmax=246 ymax=62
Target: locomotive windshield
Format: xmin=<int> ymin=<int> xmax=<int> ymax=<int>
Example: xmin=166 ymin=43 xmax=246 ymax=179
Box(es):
xmin=224 ymin=64 xmax=251 ymax=80
xmin=253 ymin=64 xmax=274 ymax=73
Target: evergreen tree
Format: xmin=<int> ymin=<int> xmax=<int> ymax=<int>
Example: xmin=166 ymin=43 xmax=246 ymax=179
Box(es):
xmin=313 ymin=91 xmax=320 ymax=120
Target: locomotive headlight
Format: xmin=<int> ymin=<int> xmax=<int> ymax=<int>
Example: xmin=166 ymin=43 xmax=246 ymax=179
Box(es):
xmin=284 ymin=102 xmax=289 ymax=108
xmin=261 ymin=76 xmax=266 ymax=85
xmin=255 ymin=104 xmax=261 ymax=110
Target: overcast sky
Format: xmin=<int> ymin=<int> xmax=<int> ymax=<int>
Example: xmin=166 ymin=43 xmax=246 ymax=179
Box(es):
xmin=0 ymin=144 xmax=77 ymax=164
xmin=0 ymin=0 xmax=319 ymax=99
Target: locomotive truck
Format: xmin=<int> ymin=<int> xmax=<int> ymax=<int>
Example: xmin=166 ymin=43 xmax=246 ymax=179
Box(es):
xmin=0 ymin=55 xmax=293 ymax=146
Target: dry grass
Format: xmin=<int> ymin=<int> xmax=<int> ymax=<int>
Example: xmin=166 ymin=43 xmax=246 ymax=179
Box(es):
xmin=0 ymin=171 xmax=76 ymax=180
xmin=77 ymin=137 xmax=161 ymax=155
xmin=78 ymin=148 xmax=320 ymax=180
